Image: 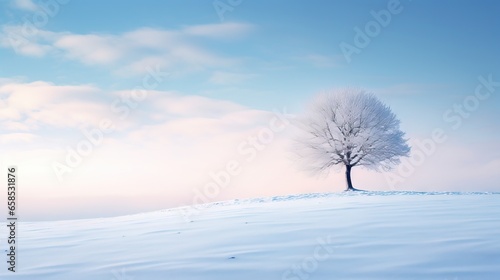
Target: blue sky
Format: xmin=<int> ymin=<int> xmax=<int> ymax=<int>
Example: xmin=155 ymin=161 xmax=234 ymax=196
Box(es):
xmin=0 ymin=0 xmax=499 ymax=220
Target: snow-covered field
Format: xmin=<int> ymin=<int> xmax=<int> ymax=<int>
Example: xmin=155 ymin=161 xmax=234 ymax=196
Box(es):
xmin=2 ymin=192 xmax=500 ymax=279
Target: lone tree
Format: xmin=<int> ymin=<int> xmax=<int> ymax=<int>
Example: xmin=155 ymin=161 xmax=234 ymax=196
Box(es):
xmin=294 ymin=88 xmax=410 ymax=191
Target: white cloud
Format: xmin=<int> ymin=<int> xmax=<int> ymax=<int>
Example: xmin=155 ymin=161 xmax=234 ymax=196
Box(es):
xmin=123 ymin=28 xmax=179 ymax=49
xmin=0 ymin=80 xmax=272 ymax=144
xmin=0 ymin=25 xmax=55 ymax=57
xmin=0 ymin=81 xmax=109 ymax=127
xmin=183 ymin=22 xmax=254 ymax=38
xmin=114 ymin=55 xmax=173 ymax=77
xmin=152 ymin=93 xmax=246 ymax=117
xmin=54 ymin=34 xmax=126 ymax=65
xmin=0 ymin=132 xmax=38 ymax=143
xmin=0 ymin=22 xmax=253 ymax=74
xmin=12 ymin=0 xmax=37 ymax=11
xmin=2 ymin=121 xmax=33 ymax=131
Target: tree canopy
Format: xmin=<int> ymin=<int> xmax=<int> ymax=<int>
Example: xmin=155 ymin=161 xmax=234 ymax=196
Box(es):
xmin=294 ymin=88 xmax=410 ymax=190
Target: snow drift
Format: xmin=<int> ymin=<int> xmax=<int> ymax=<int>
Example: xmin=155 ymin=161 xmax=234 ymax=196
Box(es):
xmin=1 ymin=192 xmax=500 ymax=279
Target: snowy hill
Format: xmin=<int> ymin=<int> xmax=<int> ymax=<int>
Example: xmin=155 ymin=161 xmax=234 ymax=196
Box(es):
xmin=2 ymin=192 xmax=500 ymax=279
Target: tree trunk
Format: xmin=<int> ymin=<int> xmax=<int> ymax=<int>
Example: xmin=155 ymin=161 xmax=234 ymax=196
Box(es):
xmin=345 ymin=165 xmax=355 ymax=191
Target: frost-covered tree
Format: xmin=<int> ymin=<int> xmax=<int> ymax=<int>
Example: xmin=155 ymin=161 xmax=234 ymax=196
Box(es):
xmin=294 ymin=88 xmax=410 ymax=191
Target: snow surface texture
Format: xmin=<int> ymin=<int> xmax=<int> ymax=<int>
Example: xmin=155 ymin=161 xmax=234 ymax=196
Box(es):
xmin=1 ymin=192 xmax=500 ymax=279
